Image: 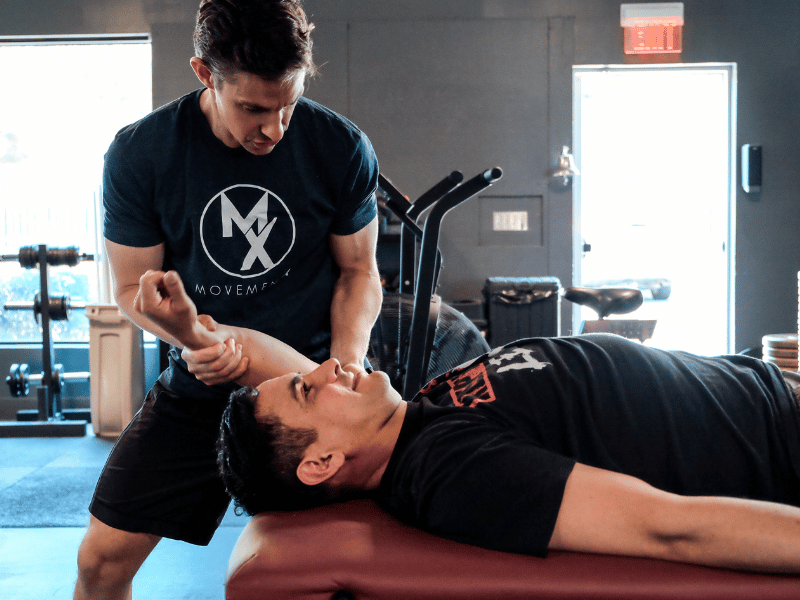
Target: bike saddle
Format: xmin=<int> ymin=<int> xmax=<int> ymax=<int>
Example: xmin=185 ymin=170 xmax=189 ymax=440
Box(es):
xmin=563 ymin=287 xmax=643 ymax=320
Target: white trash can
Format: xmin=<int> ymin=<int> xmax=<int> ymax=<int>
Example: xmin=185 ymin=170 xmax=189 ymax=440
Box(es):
xmin=86 ymin=304 xmax=144 ymax=438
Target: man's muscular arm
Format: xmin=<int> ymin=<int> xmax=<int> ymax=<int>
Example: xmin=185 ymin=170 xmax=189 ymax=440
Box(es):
xmin=134 ymin=270 xmax=317 ymax=386
xmin=105 ymin=238 xmax=247 ymax=383
xmin=329 ymin=218 xmax=382 ymax=374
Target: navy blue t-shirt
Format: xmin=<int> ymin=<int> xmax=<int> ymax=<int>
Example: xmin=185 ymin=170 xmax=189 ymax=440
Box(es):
xmin=378 ymin=334 xmax=800 ymax=557
xmin=103 ymin=90 xmax=378 ymax=398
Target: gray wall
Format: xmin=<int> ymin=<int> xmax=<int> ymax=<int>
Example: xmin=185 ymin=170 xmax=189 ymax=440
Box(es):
xmin=2 ymin=0 xmax=799 ymax=354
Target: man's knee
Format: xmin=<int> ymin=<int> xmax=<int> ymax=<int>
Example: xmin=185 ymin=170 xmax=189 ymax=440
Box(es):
xmin=76 ymin=517 xmax=160 ymax=591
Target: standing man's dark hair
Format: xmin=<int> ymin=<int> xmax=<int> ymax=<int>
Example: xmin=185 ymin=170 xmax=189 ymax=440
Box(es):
xmin=193 ymin=0 xmax=317 ymax=82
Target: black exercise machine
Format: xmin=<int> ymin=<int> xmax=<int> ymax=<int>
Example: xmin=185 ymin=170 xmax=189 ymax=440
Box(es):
xmin=375 ymin=168 xmax=502 ymax=400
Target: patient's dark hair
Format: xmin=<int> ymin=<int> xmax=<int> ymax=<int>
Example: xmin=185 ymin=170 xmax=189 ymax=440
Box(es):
xmin=217 ymin=386 xmax=343 ymax=514
xmin=193 ymin=0 xmax=317 ymax=83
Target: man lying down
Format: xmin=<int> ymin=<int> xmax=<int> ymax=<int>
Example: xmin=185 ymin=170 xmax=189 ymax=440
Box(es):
xmin=136 ymin=269 xmax=800 ymax=574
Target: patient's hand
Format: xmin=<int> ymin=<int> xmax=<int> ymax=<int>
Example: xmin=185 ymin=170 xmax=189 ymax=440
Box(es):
xmin=135 ymin=270 xmax=206 ymax=349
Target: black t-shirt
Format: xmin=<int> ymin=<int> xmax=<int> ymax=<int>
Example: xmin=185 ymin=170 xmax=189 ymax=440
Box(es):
xmin=377 ymin=334 xmax=800 ymax=557
xmin=103 ymin=90 xmax=378 ymax=398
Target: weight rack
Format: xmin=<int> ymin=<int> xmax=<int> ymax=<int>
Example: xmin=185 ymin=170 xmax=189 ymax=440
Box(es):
xmin=1 ymin=244 xmax=93 ymax=437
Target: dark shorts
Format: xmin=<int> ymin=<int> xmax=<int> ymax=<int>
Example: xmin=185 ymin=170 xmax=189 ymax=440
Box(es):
xmin=89 ymin=381 xmax=231 ymax=546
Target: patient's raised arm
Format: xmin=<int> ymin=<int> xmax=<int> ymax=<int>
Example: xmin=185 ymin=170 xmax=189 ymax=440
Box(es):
xmin=134 ymin=270 xmax=317 ymax=386
xmin=134 ymin=270 xmax=213 ymax=350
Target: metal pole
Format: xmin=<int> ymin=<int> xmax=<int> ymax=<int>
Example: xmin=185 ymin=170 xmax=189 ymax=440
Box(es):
xmin=37 ymin=244 xmax=61 ymax=421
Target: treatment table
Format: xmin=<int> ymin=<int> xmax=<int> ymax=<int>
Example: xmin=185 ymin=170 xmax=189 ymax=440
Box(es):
xmin=225 ymin=499 xmax=800 ymax=600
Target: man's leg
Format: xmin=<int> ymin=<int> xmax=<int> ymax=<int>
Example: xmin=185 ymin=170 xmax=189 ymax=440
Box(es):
xmin=77 ymin=380 xmax=231 ymax=598
xmin=74 ymin=516 xmax=161 ymax=600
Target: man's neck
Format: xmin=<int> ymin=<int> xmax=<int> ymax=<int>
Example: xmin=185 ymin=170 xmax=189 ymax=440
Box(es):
xmin=198 ymin=87 xmax=240 ymax=148
xmin=351 ymin=400 xmax=408 ymax=491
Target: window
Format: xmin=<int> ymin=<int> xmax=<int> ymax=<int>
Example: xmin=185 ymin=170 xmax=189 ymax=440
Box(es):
xmin=0 ymin=35 xmax=152 ymax=343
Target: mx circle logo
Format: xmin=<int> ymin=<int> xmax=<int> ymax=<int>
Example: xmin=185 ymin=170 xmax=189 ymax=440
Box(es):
xmin=200 ymin=184 xmax=295 ymax=279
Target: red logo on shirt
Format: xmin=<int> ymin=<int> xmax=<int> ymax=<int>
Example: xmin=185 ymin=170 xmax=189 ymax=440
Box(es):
xmin=447 ymin=363 xmax=496 ymax=408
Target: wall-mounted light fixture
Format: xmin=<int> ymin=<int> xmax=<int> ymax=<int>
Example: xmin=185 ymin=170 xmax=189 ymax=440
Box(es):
xmin=553 ymin=146 xmax=580 ymax=186
xmin=621 ymin=2 xmax=684 ymax=55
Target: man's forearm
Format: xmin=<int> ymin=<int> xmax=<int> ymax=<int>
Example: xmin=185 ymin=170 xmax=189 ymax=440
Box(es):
xmin=147 ymin=315 xmax=315 ymax=387
xmin=329 ymin=268 xmax=383 ymax=368
xmin=664 ymin=494 xmax=800 ymax=573
xmin=134 ymin=270 xmax=316 ymax=386
xmin=551 ymin=464 xmax=800 ymax=574
xmin=207 ymin=323 xmax=317 ymax=386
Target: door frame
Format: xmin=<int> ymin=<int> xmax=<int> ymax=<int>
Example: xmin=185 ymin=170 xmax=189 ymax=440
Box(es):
xmin=571 ymin=63 xmax=737 ymax=353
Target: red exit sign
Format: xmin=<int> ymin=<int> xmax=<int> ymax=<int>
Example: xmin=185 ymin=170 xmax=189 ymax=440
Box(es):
xmin=621 ymin=3 xmax=684 ymax=54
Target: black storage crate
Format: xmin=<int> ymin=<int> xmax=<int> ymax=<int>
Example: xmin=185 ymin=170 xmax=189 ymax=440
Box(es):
xmin=484 ymin=277 xmax=561 ymax=346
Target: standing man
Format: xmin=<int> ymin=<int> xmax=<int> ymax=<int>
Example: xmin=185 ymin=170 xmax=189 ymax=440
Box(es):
xmin=74 ymin=1 xmax=382 ymax=598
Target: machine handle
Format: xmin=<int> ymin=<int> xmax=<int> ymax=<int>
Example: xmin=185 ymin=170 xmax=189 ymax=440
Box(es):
xmin=408 ymin=171 xmax=463 ymax=220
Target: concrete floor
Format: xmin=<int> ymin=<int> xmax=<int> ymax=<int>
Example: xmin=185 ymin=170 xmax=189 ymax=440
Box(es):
xmin=0 ymin=427 xmax=245 ymax=600
xmin=1 ymin=527 xmax=244 ymax=600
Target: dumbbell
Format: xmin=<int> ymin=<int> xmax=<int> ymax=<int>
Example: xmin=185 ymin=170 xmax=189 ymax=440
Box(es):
xmin=6 ymin=363 xmax=90 ymax=398
xmin=4 ymin=294 xmax=85 ymax=322
xmin=1 ymin=246 xmax=94 ymax=268
xmin=2 ymin=246 xmax=92 ymax=321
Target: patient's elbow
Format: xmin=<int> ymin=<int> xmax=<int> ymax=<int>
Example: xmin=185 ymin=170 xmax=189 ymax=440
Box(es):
xmin=650 ymin=528 xmax=698 ymax=564
xmin=644 ymin=496 xmax=712 ymax=565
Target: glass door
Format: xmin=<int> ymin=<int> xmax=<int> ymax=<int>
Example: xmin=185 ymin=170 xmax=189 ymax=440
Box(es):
xmin=573 ymin=64 xmax=737 ymax=355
